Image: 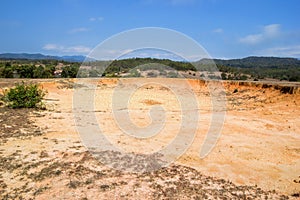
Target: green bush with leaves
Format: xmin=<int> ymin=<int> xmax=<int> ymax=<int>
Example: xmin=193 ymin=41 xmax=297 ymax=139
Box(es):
xmin=3 ymin=82 xmax=46 ymax=108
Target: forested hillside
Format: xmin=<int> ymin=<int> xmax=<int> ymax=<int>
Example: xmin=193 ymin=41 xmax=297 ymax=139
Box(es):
xmin=211 ymin=57 xmax=300 ymax=81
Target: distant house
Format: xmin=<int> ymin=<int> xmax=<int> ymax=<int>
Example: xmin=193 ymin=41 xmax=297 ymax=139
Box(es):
xmin=54 ymin=70 xmax=63 ymax=78
xmin=13 ymin=70 xmax=20 ymax=78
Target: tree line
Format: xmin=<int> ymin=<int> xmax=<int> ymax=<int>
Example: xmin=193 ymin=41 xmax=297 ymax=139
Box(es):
xmin=0 ymin=57 xmax=299 ymax=81
xmin=0 ymin=60 xmax=80 ymax=78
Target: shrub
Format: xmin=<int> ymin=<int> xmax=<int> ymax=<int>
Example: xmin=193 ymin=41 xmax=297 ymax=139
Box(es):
xmin=3 ymin=82 xmax=46 ymax=109
xmin=167 ymin=71 xmax=178 ymax=78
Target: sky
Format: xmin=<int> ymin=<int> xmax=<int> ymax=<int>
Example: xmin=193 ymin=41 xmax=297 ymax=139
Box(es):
xmin=0 ymin=0 xmax=300 ymax=59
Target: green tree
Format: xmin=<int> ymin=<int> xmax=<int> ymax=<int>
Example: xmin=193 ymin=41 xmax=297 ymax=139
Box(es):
xmin=61 ymin=65 xmax=79 ymax=78
xmin=33 ymin=65 xmax=45 ymax=78
xmin=3 ymin=66 xmax=14 ymax=78
xmin=221 ymin=72 xmax=227 ymax=80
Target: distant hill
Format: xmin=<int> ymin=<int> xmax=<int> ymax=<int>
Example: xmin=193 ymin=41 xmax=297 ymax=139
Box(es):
xmin=97 ymin=56 xmax=300 ymax=81
xmin=211 ymin=56 xmax=300 ymax=68
xmin=195 ymin=56 xmax=300 ymax=81
xmin=0 ymin=53 xmax=93 ymax=62
xmin=0 ymin=53 xmax=58 ymax=60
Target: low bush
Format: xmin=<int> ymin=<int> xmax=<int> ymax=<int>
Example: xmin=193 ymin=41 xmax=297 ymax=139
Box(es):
xmin=3 ymin=82 xmax=46 ymax=109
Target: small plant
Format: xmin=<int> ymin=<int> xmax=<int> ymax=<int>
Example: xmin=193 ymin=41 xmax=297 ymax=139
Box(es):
xmin=3 ymin=82 xmax=46 ymax=109
xmin=167 ymin=71 xmax=178 ymax=78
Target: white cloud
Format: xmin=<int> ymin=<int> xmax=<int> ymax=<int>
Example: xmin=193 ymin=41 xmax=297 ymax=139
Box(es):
xmin=256 ymin=45 xmax=300 ymax=58
xmin=43 ymin=44 xmax=91 ymax=54
xmin=212 ymin=28 xmax=223 ymax=33
xmin=67 ymin=46 xmax=91 ymax=53
xmin=263 ymin=24 xmax=280 ymax=37
xmin=43 ymin=44 xmax=60 ymax=51
xmin=89 ymin=17 xmax=104 ymax=22
xmin=69 ymin=27 xmax=89 ymax=33
xmin=239 ymin=24 xmax=281 ymax=45
xmin=239 ymin=34 xmax=264 ymax=44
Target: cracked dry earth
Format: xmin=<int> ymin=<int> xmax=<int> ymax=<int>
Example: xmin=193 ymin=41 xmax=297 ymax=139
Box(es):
xmin=0 ymin=78 xmax=299 ymax=199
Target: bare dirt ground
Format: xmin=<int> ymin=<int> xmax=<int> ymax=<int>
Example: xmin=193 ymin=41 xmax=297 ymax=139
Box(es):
xmin=0 ymin=78 xmax=299 ymax=199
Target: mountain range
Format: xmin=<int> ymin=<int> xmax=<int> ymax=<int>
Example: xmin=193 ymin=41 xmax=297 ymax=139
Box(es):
xmin=0 ymin=53 xmax=91 ymax=62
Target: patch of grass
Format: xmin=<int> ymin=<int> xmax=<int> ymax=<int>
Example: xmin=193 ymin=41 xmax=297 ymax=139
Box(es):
xmin=28 ymin=162 xmax=64 ymax=181
xmin=68 ymin=180 xmax=81 ymax=189
xmin=100 ymin=184 xmax=110 ymax=191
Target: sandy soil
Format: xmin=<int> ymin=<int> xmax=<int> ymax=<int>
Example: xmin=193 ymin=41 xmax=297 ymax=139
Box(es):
xmin=0 ymin=78 xmax=299 ymax=199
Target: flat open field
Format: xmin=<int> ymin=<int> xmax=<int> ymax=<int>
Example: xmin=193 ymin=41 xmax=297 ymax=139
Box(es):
xmin=0 ymin=78 xmax=299 ymax=199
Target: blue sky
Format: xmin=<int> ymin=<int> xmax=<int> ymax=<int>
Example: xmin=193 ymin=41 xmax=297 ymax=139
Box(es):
xmin=0 ymin=0 xmax=300 ymax=59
